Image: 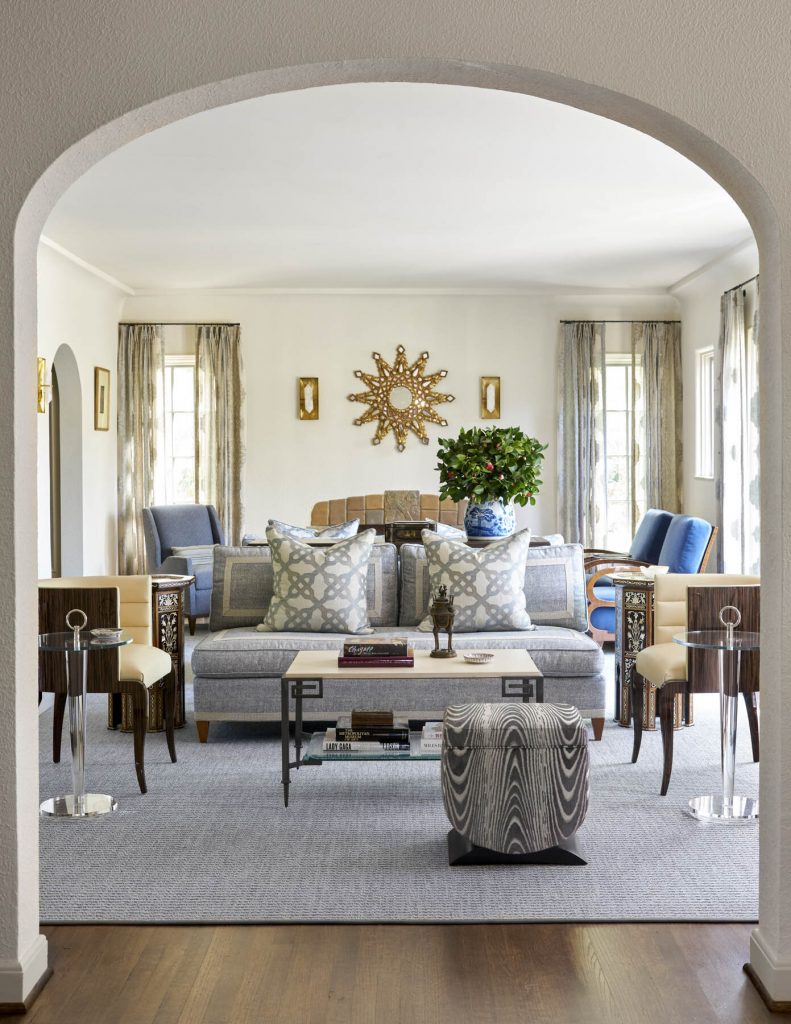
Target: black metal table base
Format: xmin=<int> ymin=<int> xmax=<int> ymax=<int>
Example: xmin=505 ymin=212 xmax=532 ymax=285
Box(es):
xmin=447 ymin=829 xmax=587 ymax=866
xmin=280 ymin=673 xmax=543 ymax=807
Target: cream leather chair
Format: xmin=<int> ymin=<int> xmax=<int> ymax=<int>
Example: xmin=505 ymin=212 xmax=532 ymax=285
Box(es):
xmin=633 ymin=573 xmax=760 ymax=794
xmin=39 ymin=575 xmax=176 ymax=793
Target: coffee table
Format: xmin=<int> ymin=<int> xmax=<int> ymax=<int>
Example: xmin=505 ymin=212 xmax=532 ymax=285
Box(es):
xmin=280 ymin=649 xmax=543 ymax=806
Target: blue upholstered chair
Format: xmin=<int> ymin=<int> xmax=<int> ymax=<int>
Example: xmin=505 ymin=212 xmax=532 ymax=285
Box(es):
xmin=142 ymin=504 xmax=225 ymax=633
xmin=586 ymin=513 xmax=716 ymax=645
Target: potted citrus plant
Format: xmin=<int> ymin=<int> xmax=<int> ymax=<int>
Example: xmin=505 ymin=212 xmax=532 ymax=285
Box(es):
xmin=436 ymin=426 xmax=547 ymax=538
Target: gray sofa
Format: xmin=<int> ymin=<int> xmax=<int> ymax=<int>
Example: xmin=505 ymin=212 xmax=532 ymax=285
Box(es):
xmin=191 ymin=541 xmax=606 ymax=741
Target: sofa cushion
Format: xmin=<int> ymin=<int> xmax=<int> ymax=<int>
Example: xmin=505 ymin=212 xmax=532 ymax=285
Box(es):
xmin=258 ymin=527 xmax=376 ymax=634
xmin=415 ymin=529 xmax=533 ymax=633
xmin=192 ymin=624 xmax=603 ymax=680
xmin=400 ymin=541 xmax=588 ymax=632
xmin=210 ymin=542 xmax=398 ymax=631
xmin=268 ymin=518 xmax=359 ymax=540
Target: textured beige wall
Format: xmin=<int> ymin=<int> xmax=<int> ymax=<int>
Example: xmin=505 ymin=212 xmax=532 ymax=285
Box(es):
xmin=2 ymin=0 xmax=790 ymax=1004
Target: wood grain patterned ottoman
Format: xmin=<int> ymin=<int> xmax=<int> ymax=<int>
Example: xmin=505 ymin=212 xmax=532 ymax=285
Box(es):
xmin=441 ymin=702 xmax=590 ymax=866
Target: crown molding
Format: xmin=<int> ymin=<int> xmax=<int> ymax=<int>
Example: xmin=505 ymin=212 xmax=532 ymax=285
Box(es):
xmin=39 ymin=236 xmax=135 ymax=295
xmin=127 ymin=284 xmax=673 ymax=298
xmin=668 ymin=236 xmax=757 ymax=293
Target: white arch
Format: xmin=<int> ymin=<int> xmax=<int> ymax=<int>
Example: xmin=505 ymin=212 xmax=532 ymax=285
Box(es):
xmin=5 ymin=59 xmax=785 ymax=1008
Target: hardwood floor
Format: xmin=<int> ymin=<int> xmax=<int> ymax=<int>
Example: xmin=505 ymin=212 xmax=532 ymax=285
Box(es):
xmin=21 ymin=923 xmax=774 ymax=1024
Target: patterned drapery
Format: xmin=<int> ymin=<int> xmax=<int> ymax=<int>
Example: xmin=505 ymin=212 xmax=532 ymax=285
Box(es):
xmin=632 ymin=321 xmax=683 ymax=513
xmin=557 ymin=321 xmax=607 ymax=546
xmin=195 ymin=324 xmax=245 ymax=546
xmin=117 ymin=324 xmax=165 ymax=573
xmin=715 ymin=284 xmax=760 ymax=573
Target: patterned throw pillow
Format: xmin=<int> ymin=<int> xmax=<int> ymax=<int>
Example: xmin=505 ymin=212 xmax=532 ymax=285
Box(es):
xmin=258 ymin=527 xmax=376 ymax=633
xmin=171 ymin=543 xmax=216 ymax=568
xmin=417 ymin=529 xmax=533 ymax=632
xmin=267 ymin=518 xmax=360 ymax=541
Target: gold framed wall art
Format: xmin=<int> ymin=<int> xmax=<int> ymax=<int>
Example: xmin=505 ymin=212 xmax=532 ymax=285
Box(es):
xmin=298 ymin=377 xmax=319 ymax=420
xmin=94 ymin=367 xmax=111 ymax=431
xmin=480 ymin=376 xmax=500 ymax=419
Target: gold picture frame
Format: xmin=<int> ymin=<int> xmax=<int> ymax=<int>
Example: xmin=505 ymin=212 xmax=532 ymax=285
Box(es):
xmin=94 ymin=367 xmax=111 ymax=431
xmin=298 ymin=377 xmax=319 ymax=420
xmin=480 ymin=376 xmax=500 ymax=419
xmin=348 ymin=346 xmax=454 ymax=452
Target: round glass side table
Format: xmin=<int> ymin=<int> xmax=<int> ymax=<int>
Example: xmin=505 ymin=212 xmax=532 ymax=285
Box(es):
xmin=39 ymin=629 xmax=133 ymax=818
xmin=672 ymin=628 xmax=760 ymax=822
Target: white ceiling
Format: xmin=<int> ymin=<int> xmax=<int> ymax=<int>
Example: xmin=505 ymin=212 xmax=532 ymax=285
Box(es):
xmin=43 ymin=83 xmax=753 ymax=292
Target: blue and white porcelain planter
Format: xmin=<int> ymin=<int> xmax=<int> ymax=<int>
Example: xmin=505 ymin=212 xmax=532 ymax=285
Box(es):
xmin=464 ymin=499 xmax=516 ymax=538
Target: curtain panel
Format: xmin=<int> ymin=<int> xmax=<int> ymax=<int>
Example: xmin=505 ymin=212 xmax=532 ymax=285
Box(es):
xmin=195 ymin=324 xmax=245 ymax=546
xmin=557 ymin=322 xmax=607 ymax=546
xmin=632 ymin=321 xmax=683 ymax=514
xmin=715 ymin=285 xmax=760 ymax=573
xmin=117 ymin=324 xmax=165 ymax=574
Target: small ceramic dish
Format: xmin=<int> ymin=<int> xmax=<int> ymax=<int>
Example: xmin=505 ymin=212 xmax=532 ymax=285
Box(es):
xmin=640 ymin=565 xmax=670 ymax=579
xmin=462 ymin=652 xmax=494 ymax=664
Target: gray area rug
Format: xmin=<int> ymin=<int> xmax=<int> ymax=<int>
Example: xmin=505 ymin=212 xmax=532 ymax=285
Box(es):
xmin=39 ymin=688 xmax=758 ymax=923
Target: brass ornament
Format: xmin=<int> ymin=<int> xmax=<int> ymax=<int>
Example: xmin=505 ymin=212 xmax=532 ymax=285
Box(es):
xmin=348 ymin=345 xmax=455 ymax=452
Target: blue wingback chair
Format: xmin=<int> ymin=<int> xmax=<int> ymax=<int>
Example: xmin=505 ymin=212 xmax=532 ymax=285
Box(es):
xmin=586 ymin=513 xmax=716 ymax=645
xmin=142 ymin=504 xmax=225 ymax=633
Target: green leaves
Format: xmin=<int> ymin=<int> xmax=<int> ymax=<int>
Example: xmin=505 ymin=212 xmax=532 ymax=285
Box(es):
xmin=435 ymin=426 xmax=548 ymax=506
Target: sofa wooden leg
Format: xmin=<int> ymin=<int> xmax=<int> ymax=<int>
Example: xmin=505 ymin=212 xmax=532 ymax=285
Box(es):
xmin=132 ymin=700 xmax=148 ymax=795
xmin=631 ymin=676 xmax=644 ymax=763
xmin=591 ymin=717 xmax=604 ymax=740
xmin=187 ymin=616 xmax=196 ymax=636
xmin=52 ymin=692 xmax=67 ymax=762
xmin=196 ymin=720 xmax=210 ymax=743
xmin=658 ymin=688 xmax=677 ymax=796
xmin=743 ymin=690 xmax=760 ymax=762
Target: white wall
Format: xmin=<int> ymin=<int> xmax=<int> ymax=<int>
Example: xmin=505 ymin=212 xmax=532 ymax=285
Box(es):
xmin=37 ymin=242 xmax=127 ymax=577
xmin=123 ymin=289 xmax=678 ymax=537
xmin=672 ymin=240 xmax=760 ymax=564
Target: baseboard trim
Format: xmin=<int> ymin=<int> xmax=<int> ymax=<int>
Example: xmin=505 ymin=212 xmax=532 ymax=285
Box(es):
xmin=0 ymin=936 xmax=51 ymax=1016
xmin=744 ymin=963 xmax=791 ymax=1013
xmin=0 ymin=968 xmax=53 ymax=1016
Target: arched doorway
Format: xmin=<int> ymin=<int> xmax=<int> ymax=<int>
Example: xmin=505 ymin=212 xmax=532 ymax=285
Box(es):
xmin=50 ymin=343 xmax=84 ymax=577
xmin=4 ymin=57 xmax=784 ymax=1010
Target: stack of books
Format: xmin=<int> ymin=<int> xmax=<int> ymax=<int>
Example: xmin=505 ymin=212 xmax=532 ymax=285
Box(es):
xmin=322 ymin=709 xmax=411 ymax=752
xmin=421 ymin=721 xmax=443 ymax=754
xmin=338 ymin=635 xmax=414 ymax=668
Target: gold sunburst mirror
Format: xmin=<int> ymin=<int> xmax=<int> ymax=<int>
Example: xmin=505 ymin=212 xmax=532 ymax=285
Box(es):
xmin=348 ymin=346 xmax=455 ymax=452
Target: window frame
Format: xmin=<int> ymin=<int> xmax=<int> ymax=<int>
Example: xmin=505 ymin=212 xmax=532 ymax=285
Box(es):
xmin=162 ymin=354 xmax=197 ymax=505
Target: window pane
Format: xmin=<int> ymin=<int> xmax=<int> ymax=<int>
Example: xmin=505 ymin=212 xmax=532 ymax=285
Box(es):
xmin=606 ymin=502 xmax=631 ymax=552
xmin=606 ymin=365 xmax=627 ymax=410
xmin=171 ymin=366 xmax=194 ymax=411
xmin=172 ymin=458 xmax=195 ymax=503
xmin=606 ymin=411 xmax=628 ymax=457
xmin=171 ymin=413 xmax=194 ymax=457
xmin=607 ymin=456 xmax=629 ymax=501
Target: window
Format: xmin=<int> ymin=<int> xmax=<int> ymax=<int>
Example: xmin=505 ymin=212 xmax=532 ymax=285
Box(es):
xmin=603 ymin=353 xmax=645 ymax=552
xmin=162 ymin=356 xmax=195 ymax=503
xmin=695 ymin=347 xmax=715 ymax=479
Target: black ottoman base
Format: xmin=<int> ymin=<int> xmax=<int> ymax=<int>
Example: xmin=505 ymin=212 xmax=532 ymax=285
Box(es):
xmin=447 ymin=829 xmax=587 ymax=867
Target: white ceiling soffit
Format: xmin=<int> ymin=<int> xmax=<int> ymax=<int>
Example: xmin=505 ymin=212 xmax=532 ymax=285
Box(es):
xmin=43 ymin=83 xmax=753 ymax=292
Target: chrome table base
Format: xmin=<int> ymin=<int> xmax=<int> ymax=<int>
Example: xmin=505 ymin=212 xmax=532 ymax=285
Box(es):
xmin=687 ymin=794 xmax=759 ymax=822
xmin=40 ymin=793 xmax=118 ymax=818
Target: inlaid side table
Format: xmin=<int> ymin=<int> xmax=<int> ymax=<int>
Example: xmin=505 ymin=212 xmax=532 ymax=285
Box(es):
xmin=613 ymin=572 xmax=692 ymax=731
xmin=108 ymin=573 xmax=193 ymax=733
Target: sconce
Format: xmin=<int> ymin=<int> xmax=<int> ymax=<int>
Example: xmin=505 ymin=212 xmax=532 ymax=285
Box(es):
xmin=37 ymin=357 xmax=51 ymax=413
xmin=480 ymin=376 xmax=500 ymax=419
xmin=298 ymin=377 xmax=319 ymax=420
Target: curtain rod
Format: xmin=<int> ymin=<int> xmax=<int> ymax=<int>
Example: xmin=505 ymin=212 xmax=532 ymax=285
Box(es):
xmin=119 ymin=322 xmax=240 ymax=326
xmin=723 ymin=274 xmax=759 ymax=294
xmin=559 ymin=319 xmax=681 ymax=324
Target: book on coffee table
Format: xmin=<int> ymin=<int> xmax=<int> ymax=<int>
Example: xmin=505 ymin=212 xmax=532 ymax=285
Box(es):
xmin=342 ymin=636 xmax=410 ymax=659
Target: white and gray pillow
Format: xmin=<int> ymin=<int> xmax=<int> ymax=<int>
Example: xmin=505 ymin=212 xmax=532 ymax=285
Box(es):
xmin=417 ymin=529 xmax=533 ymax=633
xmin=258 ymin=527 xmax=376 ymax=634
xmin=171 ymin=543 xmax=216 ymax=568
xmin=267 ymin=518 xmax=359 ymax=541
